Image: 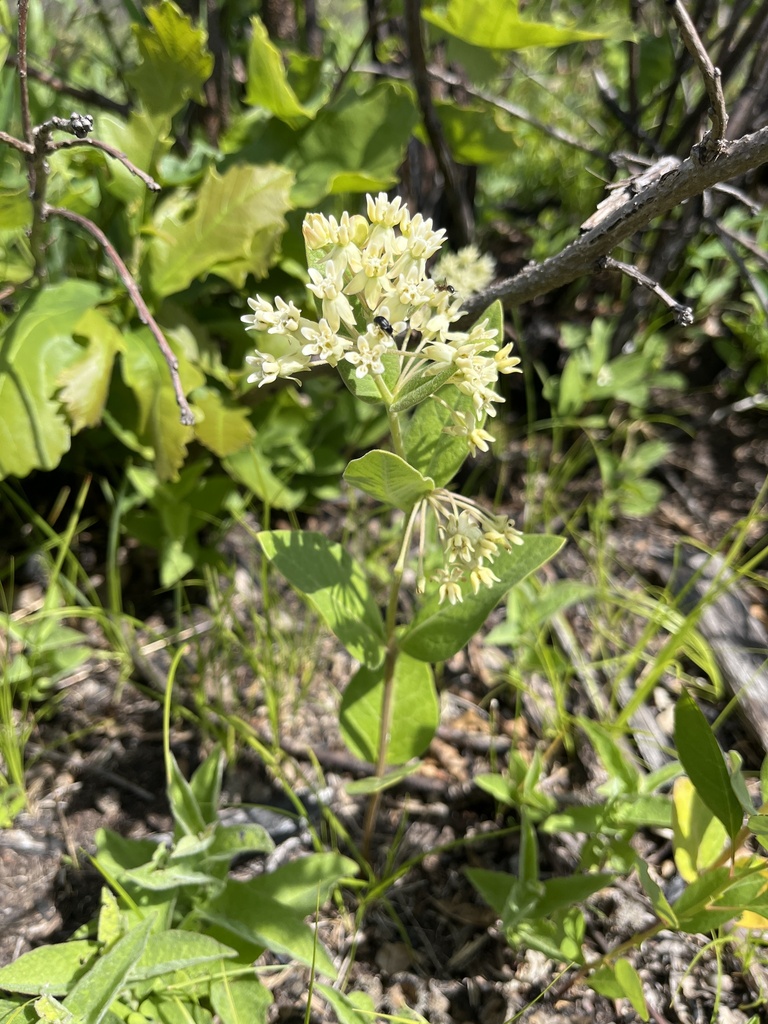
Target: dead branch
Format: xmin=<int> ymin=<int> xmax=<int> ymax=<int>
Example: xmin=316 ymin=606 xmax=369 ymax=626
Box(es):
xmin=461 ymin=126 xmax=768 ymax=321
xmin=45 ymin=205 xmax=195 ymax=427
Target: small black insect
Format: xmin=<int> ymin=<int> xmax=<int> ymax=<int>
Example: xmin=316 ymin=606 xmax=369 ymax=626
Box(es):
xmin=373 ymin=315 xmax=393 ymax=335
xmin=436 ymin=282 xmax=456 ymax=294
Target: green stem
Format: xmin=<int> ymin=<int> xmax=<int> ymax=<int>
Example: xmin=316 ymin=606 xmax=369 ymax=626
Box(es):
xmin=361 ymin=503 xmax=421 ymax=860
xmin=553 ymin=920 xmax=665 ymax=998
xmin=373 ymin=373 xmax=405 ymax=458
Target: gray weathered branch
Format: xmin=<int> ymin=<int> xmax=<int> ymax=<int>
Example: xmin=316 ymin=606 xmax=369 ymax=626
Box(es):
xmin=461 ymin=125 xmax=768 ymax=320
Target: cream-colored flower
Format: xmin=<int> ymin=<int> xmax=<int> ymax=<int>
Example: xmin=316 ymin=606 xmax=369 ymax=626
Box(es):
xmin=306 ymin=260 xmax=356 ymax=331
xmin=241 ymin=295 xmax=280 ymax=332
xmin=366 ymin=191 xmax=406 ymax=228
xmin=245 ymin=348 xmax=310 ymax=387
xmin=301 ymin=319 xmax=351 ymax=365
xmin=344 ymin=332 xmax=387 ymax=379
xmin=434 ymin=567 xmax=463 ymax=606
xmin=245 ymin=194 xmax=521 ymax=474
xmin=495 ymin=343 xmax=522 ymax=375
xmin=420 ymin=490 xmax=524 ymax=604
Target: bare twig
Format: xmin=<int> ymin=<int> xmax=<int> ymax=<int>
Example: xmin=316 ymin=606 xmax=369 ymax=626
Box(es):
xmin=666 ymin=0 xmax=728 ymax=158
xmin=403 ymin=0 xmax=474 ymax=245
xmin=460 ymin=126 xmax=768 ymax=321
xmin=430 ymin=66 xmax=605 ymax=159
xmin=0 ymin=129 xmax=32 ymax=154
xmin=35 ymin=112 xmax=94 ymax=139
xmin=2 ymin=53 xmax=129 ymax=117
xmin=26 ymin=113 xmax=97 ymax=281
xmin=17 ymin=0 xmax=32 ymax=148
xmin=706 ymin=215 xmax=768 ymax=320
xmin=49 ymin=137 xmax=161 ymax=191
xmin=599 ymin=256 xmax=694 ymax=325
xmin=669 ymin=0 xmax=768 ymax=152
xmin=362 ymin=61 xmax=605 ymax=158
xmin=45 ymin=204 xmax=195 ymax=426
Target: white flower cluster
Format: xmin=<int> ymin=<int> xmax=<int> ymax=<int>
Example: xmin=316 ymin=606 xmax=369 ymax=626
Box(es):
xmin=242 ymin=193 xmax=521 ymax=454
xmin=414 ymin=490 xmax=524 ymax=606
xmin=432 ymin=243 xmax=496 ymax=296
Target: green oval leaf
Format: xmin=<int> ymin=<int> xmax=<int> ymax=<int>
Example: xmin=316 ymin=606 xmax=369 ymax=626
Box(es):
xmin=65 ymin=917 xmax=154 ymax=1024
xmin=402 ymin=384 xmax=473 ymax=486
xmin=748 ymin=813 xmax=768 ymax=838
xmin=674 ymin=690 xmax=743 ymax=843
xmin=400 ymin=535 xmax=564 ymax=662
xmin=0 ymin=943 xmax=99 ymax=997
xmin=258 ymin=530 xmax=385 ymax=667
xmin=343 ymin=450 xmax=434 ymax=511
xmin=614 ymin=959 xmax=649 ymax=1021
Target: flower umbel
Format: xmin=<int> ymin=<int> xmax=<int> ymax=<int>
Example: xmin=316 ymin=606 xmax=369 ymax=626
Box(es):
xmin=414 ymin=491 xmax=523 ymax=605
xmin=242 ymin=193 xmax=522 ymax=445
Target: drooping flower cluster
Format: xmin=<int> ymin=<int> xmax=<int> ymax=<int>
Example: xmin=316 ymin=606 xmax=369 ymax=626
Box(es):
xmin=413 ymin=490 xmax=524 ymax=606
xmin=242 ymin=193 xmax=521 ymax=454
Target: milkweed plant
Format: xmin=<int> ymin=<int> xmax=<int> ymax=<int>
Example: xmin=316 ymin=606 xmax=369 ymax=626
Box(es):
xmin=242 ymin=194 xmax=563 ymax=821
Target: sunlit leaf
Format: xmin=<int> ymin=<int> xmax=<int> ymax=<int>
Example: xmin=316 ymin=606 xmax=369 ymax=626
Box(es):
xmin=424 ymin=0 xmax=610 ymax=50
xmin=0 ymin=281 xmax=102 ymax=480
xmin=289 ymin=80 xmax=419 ymax=205
xmin=149 ymin=164 xmax=293 ymax=298
xmin=97 ymin=109 xmax=173 ymax=205
xmin=258 ymin=530 xmax=385 ymax=667
xmin=65 ymin=917 xmax=154 ymax=1024
xmin=128 ymin=1 xmax=213 ymax=117
xmin=0 ymin=943 xmax=99 ymax=996
xmin=192 ymin=387 xmax=255 ymax=458
xmin=119 ymin=328 xmax=201 ymax=481
xmin=344 ymin=450 xmax=434 ymax=511
xmin=58 ymin=309 xmax=125 ymax=432
xmin=672 ymin=776 xmax=728 ymax=882
xmin=0 ymin=188 xmax=32 ymax=230
xmin=245 ymin=16 xmax=316 ymax=123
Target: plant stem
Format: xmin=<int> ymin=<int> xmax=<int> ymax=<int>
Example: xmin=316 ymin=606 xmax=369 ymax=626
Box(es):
xmin=361 ymin=503 xmax=420 ymax=860
xmin=552 ymin=921 xmax=665 ymax=998
xmin=373 ymin=373 xmax=406 ymax=458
